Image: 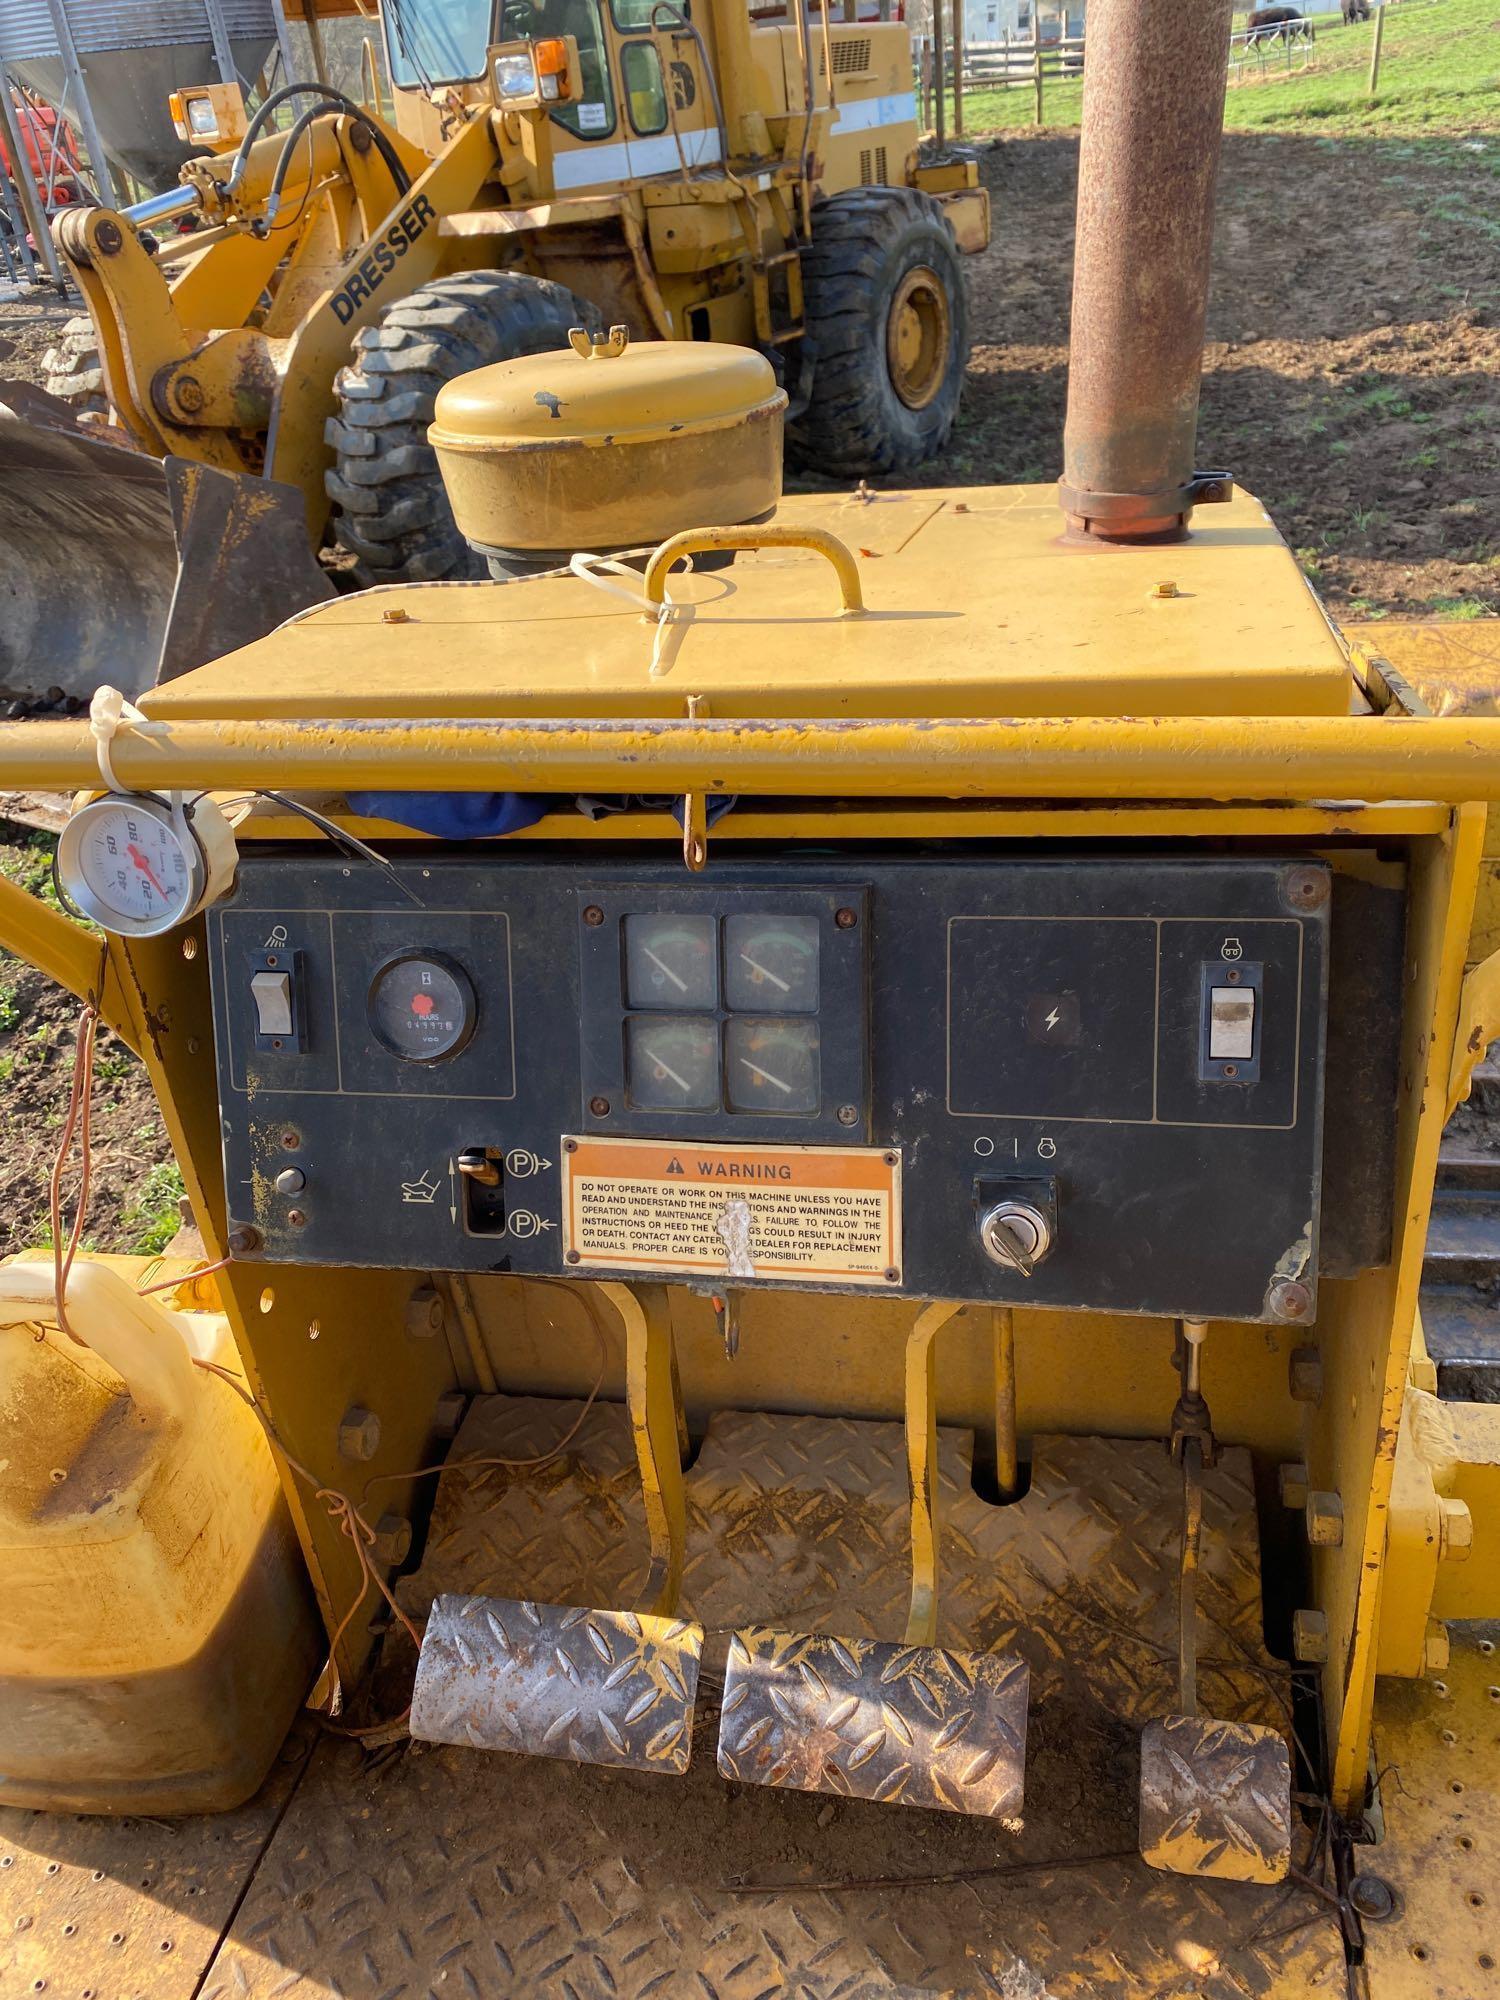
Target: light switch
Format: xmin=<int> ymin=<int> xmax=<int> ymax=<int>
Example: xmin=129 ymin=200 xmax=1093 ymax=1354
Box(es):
xmin=251 ymin=969 xmax=294 ymax=1038
xmin=1208 ymin=985 xmax=1255 ymax=1060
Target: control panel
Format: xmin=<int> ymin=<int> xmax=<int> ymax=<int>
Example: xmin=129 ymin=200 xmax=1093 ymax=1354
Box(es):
xmin=208 ymin=854 xmax=1330 ymax=1323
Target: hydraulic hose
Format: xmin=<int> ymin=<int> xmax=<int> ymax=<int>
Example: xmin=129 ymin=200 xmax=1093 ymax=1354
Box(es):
xmin=229 ymin=84 xmax=411 ymax=207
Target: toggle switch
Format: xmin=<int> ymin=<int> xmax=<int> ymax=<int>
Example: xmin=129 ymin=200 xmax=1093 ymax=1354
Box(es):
xmin=251 ymin=969 xmax=293 ymax=1038
xmin=1208 ymin=985 xmax=1256 ymax=1060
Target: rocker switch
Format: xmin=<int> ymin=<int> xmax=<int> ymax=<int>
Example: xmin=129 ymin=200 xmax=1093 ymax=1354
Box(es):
xmin=250 ymin=970 xmax=294 ymax=1038
xmin=1208 ymin=986 xmax=1256 ymax=1060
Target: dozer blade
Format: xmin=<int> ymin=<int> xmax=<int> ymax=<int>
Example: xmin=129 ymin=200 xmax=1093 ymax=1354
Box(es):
xmin=409 ymin=1594 xmax=704 ymax=1776
xmin=1139 ymin=1713 xmax=1293 ymax=1884
xmin=717 ymin=1627 xmax=1029 ymax=1819
xmin=0 ymin=383 xmax=176 ymax=706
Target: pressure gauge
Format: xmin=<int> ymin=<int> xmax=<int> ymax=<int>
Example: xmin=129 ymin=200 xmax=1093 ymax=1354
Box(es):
xmin=56 ymin=792 xmax=237 ymax=938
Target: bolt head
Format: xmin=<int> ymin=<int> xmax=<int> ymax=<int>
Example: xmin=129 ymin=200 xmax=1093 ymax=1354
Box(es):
xmin=1348 ymin=1873 xmax=1398 ymax=1923
xmin=1270 ymin=1279 xmax=1313 ymax=1324
xmin=1288 ymin=1344 xmax=1323 ymax=1402
xmin=226 ymin=1224 xmax=260 ymax=1255
xmin=371 ymin=1512 xmax=412 ymax=1565
xmin=583 ymin=905 xmax=605 ymax=927
xmin=1438 ymin=1495 xmax=1474 ymax=1562
xmin=1292 ymin=1607 xmax=1329 ymax=1663
xmin=1278 ymin=1461 xmax=1310 ymax=1510
xmin=835 ymin=907 xmax=859 ymax=929
xmin=433 ymin=1391 xmax=467 ymax=1439
xmin=837 ymin=1104 xmax=859 ymax=1126
xmin=337 ymin=1405 xmax=381 ymax=1462
xmin=404 ymin=1284 xmax=444 ymax=1340
xmin=1305 ymin=1490 xmax=1344 ymax=1547
xmin=590 ymin=1095 xmax=611 ymax=1117
xmin=1425 ymin=1619 xmax=1451 ymax=1674
xmin=95 ymin=219 xmax=123 ymax=255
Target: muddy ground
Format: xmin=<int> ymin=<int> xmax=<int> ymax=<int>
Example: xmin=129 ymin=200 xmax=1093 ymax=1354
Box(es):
xmin=1 ymin=125 xmax=1496 ymax=1254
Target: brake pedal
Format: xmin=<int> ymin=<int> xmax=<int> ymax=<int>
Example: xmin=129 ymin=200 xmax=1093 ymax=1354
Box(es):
xmin=718 ymin=1626 xmax=1028 ymax=1818
xmin=1138 ymin=1319 xmax=1292 ymax=1883
xmin=411 ymin=1594 xmax=704 ymax=1776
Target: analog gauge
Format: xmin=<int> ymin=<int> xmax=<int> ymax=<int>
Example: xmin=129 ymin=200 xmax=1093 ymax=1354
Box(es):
xmin=625 ymin=913 xmax=717 ymax=1009
xmin=724 ymin=914 xmax=821 ymax=1014
xmin=55 ymin=794 xmax=200 ymax=937
xmin=626 ymin=1013 xmax=719 ymax=1110
xmin=368 ymin=951 xmax=477 ymax=1063
xmin=726 ymin=1017 xmax=821 ymax=1115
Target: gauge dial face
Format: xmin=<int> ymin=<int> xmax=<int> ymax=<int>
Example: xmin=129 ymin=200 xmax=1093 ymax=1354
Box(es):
xmin=724 ymin=914 xmax=820 ymax=1013
xmin=368 ymin=952 xmax=477 ymax=1063
xmin=625 ymin=914 xmax=717 ymax=1009
xmin=626 ymin=1013 xmax=719 ymax=1110
xmin=66 ymin=799 xmax=195 ymax=934
xmin=726 ymin=1016 xmax=820 ymax=1114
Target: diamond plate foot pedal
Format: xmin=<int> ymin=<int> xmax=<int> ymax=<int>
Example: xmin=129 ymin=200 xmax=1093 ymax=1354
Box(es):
xmin=717 ymin=1626 xmax=1028 ymax=1818
xmin=1141 ymin=1326 xmax=1292 ymax=1884
xmin=410 ymin=1595 xmax=704 ymax=1776
xmin=1139 ymin=1713 xmax=1294 ymax=1884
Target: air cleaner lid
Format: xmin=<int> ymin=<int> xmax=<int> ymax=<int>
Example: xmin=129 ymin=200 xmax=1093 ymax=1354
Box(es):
xmin=430 ymin=325 xmax=784 ymax=452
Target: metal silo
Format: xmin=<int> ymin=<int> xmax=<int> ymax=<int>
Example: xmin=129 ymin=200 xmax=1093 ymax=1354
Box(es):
xmin=0 ymin=0 xmax=281 ymax=195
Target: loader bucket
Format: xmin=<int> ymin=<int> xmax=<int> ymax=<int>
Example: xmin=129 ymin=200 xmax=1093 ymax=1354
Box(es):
xmin=0 ymin=385 xmax=177 ymax=707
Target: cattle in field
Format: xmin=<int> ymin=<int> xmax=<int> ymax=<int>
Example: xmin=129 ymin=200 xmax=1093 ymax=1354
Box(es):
xmin=1246 ymin=5 xmax=1316 ymax=42
xmin=1343 ymin=0 xmax=1371 ymax=22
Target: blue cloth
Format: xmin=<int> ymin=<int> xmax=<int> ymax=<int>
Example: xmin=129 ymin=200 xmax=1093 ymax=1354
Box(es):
xmin=346 ymin=792 xmax=737 ymax=837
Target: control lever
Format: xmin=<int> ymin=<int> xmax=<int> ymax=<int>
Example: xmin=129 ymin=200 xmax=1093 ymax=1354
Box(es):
xmin=978 ymin=1199 xmax=1053 ymax=1277
xmin=457 ymin=1147 xmax=501 ymax=1188
xmin=1138 ymin=1317 xmax=1292 ymax=1883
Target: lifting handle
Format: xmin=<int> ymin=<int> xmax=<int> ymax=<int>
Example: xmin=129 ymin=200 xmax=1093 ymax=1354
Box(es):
xmin=642 ymin=525 xmax=866 ymax=615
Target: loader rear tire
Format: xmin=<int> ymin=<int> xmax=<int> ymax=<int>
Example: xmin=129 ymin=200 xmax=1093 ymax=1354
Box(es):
xmin=325 ymin=270 xmax=600 ymax=587
xmin=787 ymin=187 xmax=968 ymax=479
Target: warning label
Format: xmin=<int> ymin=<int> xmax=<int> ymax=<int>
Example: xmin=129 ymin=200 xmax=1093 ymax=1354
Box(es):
xmin=561 ymin=1137 xmax=901 ymax=1285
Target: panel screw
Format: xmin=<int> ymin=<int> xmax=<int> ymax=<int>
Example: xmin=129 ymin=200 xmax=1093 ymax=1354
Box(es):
xmin=1269 ymin=1279 xmax=1312 ymax=1323
xmin=405 ymin=1284 xmax=444 ymax=1340
xmin=563 ymin=1138 xmax=578 ymax=1153
xmin=1305 ymin=1491 xmax=1344 ymax=1547
xmin=566 ymin=1249 xmax=581 ymax=1264
xmin=1282 ymin=865 xmax=1330 ymax=912
xmin=338 ymin=1405 xmax=381 ymax=1462
xmin=884 ymin=1267 xmax=899 ymax=1283
xmin=583 ymin=905 xmax=605 ymax=927
xmin=837 ymin=1104 xmax=859 ymax=1126
xmin=1292 ymin=1607 xmax=1329 ymax=1663
xmin=1289 ymin=1344 xmax=1323 ymax=1401
xmin=226 ymin=1224 xmax=260 ymax=1254
xmin=590 ymin=1095 xmax=611 ymax=1116
xmin=1349 ymin=1874 xmax=1399 ymax=1923
xmin=835 ymin=907 xmax=858 ymax=930
xmin=280 ymin=1129 xmax=301 ymax=1151
xmin=286 ymin=1208 xmax=307 ymax=1228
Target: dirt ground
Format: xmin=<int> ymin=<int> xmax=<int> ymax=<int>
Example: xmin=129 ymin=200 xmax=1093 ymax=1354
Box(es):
xmin=1 ymin=124 xmax=1496 ymax=1252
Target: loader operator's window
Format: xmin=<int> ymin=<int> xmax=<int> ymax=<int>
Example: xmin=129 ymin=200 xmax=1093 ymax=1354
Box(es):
xmin=385 ymin=0 xmax=492 ymax=87
xmin=498 ymin=0 xmax=617 ymax=135
xmin=621 ymin=40 xmax=668 ymax=133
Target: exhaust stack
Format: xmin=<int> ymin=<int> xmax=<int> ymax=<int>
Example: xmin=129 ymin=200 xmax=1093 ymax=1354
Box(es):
xmin=1058 ymin=0 xmax=1236 ymax=543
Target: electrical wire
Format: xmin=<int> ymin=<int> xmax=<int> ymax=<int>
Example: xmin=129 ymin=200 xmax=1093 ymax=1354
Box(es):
xmin=47 ymin=1003 xmax=99 ymax=1346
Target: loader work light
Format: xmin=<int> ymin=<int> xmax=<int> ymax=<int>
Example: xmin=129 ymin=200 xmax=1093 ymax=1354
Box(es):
xmin=488 ymin=34 xmax=578 ymax=107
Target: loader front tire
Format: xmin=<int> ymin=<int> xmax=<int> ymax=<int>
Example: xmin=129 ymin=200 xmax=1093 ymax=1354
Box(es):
xmin=788 ymin=187 xmax=968 ymax=479
xmin=325 ymin=271 xmax=600 ymax=587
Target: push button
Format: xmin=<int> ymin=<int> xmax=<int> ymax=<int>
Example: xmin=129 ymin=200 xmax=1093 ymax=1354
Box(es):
xmin=251 ymin=969 xmax=294 ymax=1038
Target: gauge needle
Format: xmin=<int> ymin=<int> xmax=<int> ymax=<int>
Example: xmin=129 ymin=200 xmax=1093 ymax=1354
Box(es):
xmin=740 ymin=1056 xmax=793 ymax=1095
xmin=643 ymin=946 xmax=688 ymax=993
xmin=739 ymin=951 xmax=791 ymax=993
xmin=646 ymin=1049 xmax=694 ymax=1093
xmin=126 ymin=843 xmax=168 ymax=898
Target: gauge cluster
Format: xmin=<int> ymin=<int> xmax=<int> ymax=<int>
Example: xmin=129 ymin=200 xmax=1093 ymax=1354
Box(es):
xmin=579 ymin=892 xmax=864 ymax=1140
xmin=206 ymin=852 xmax=1338 ymax=1322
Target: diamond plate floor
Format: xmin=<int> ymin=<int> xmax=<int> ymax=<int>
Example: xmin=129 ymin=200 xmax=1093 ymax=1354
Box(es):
xmin=188 ymin=1401 xmax=1343 ymax=1999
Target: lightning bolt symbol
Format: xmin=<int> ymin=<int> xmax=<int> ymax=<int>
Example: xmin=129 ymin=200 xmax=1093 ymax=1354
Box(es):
xmin=1044 ymin=1006 xmax=1061 ymax=1032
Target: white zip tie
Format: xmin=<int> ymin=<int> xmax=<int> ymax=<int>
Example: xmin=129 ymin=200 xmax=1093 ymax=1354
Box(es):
xmin=569 ymin=551 xmax=697 ymax=680
xmin=88 ymin=685 xmax=169 ymax=796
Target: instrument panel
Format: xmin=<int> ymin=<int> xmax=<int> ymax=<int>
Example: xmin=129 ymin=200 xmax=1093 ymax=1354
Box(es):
xmin=209 ymin=852 xmax=1333 ymax=1323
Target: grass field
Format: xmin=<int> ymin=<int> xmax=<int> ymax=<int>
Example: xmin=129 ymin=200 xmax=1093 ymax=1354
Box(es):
xmin=942 ymin=0 xmax=1500 ymax=135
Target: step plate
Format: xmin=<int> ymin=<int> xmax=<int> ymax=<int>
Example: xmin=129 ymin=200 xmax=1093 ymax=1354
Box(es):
xmin=410 ymin=1596 xmax=703 ymax=1775
xmin=1139 ymin=1713 xmax=1293 ymax=1883
xmin=7 ymin=1409 xmax=1339 ymax=1999
xmin=719 ymin=1627 xmax=1028 ymax=1817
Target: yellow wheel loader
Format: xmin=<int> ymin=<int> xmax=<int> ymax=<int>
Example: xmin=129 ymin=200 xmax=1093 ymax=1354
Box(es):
xmin=0 ymin=0 xmax=987 ymax=703
xmin=5 ymin=0 xmax=1500 ymax=1990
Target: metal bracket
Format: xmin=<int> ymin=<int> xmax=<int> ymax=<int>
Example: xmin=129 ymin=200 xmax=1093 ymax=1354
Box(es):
xmin=1447 ymin=946 xmax=1500 ymax=1121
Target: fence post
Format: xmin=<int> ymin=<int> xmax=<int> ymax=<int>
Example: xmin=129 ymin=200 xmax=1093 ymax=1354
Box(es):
xmin=952 ymin=0 xmax=964 ymax=135
xmin=1032 ymin=9 xmax=1043 ymax=126
xmin=1367 ymin=2 xmax=1385 ymax=95
xmin=934 ymin=0 xmax=947 ymax=143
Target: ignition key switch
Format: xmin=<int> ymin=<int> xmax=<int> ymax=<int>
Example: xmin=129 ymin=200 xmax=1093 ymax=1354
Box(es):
xmin=975 ymin=1178 xmax=1057 ymax=1278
